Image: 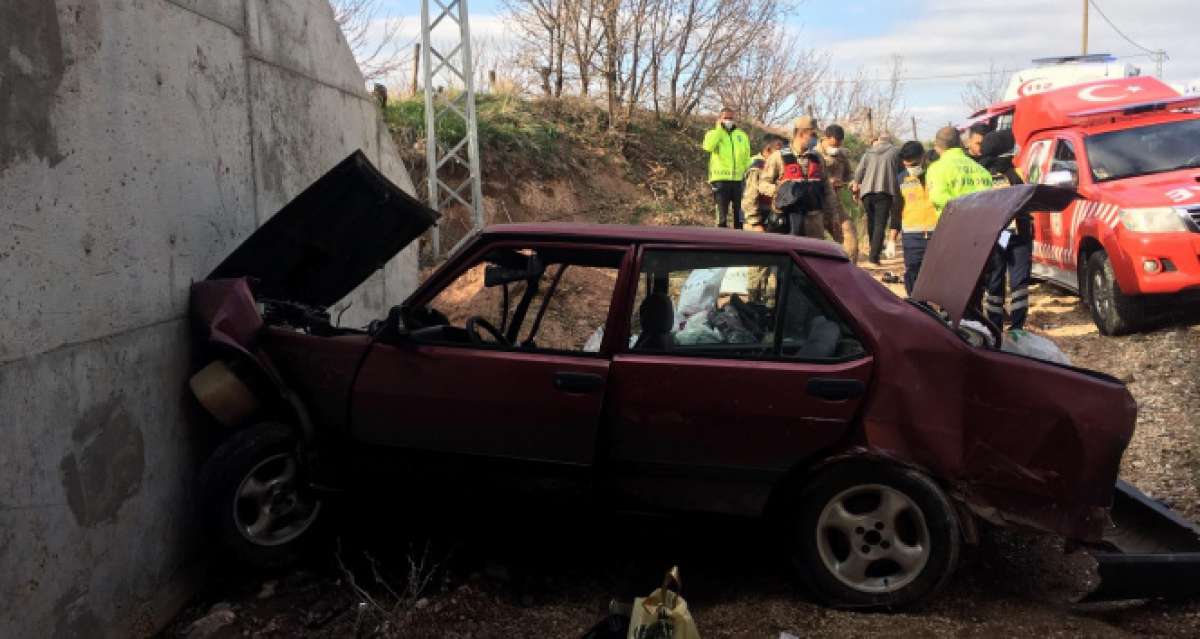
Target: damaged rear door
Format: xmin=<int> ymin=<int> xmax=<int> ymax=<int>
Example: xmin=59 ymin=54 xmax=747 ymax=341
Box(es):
xmin=605 ymin=248 xmax=874 ymax=515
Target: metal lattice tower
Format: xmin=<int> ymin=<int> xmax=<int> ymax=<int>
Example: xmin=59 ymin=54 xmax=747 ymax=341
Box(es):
xmin=421 ymin=0 xmax=484 ymax=259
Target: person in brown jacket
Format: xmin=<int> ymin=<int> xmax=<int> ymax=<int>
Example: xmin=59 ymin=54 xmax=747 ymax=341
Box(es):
xmin=818 ymin=124 xmax=859 ymax=262
xmin=757 ymin=116 xmax=841 ymax=240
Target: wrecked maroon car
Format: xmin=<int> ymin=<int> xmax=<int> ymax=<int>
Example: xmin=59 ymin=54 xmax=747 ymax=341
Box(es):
xmin=189 ymin=151 xmax=1200 ymax=609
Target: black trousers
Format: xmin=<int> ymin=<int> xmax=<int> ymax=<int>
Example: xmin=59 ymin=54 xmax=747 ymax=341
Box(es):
xmin=985 ymin=228 xmax=1034 ymax=330
xmin=862 ymin=193 xmax=894 ymax=263
xmin=711 ymin=181 xmax=744 ymax=229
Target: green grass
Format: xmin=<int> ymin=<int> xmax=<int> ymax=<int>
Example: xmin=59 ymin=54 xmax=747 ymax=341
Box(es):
xmin=385 ymin=94 xmax=571 ymax=167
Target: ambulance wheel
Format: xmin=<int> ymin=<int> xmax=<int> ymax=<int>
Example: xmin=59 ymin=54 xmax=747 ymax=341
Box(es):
xmin=1085 ymin=250 xmax=1142 ymax=336
xmin=199 ymin=423 xmax=326 ymax=568
xmin=789 ymin=461 xmax=961 ymax=610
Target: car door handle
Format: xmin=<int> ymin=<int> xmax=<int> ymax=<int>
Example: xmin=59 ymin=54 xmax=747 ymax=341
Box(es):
xmin=806 ymin=378 xmax=866 ymax=401
xmin=553 ymin=371 xmax=604 ymax=393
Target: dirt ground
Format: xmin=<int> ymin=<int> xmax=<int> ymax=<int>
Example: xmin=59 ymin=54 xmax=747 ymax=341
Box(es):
xmin=163 ymin=251 xmax=1200 ymax=639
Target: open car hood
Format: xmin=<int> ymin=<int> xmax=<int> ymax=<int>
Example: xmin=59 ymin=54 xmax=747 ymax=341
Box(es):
xmin=911 ymin=185 xmax=1076 ymax=326
xmin=207 ymin=150 xmax=438 ymax=308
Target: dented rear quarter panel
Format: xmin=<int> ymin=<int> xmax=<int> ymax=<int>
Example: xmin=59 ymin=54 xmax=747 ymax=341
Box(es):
xmin=806 ymin=257 xmax=1136 ymax=541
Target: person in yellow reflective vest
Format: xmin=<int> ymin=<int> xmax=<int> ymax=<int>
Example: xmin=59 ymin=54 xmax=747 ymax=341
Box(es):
xmin=702 ymin=107 xmax=752 ymax=229
xmin=896 ymin=141 xmax=939 ymax=294
xmin=925 ymin=126 xmax=993 ymax=214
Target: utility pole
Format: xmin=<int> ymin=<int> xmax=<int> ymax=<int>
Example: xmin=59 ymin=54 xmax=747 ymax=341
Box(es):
xmin=410 ymin=43 xmax=420 ymax=96
xmin=421 ymin=0 xmax=485 ymax=260
xmin=1154 ymin=50 xmax=1166 ymax=78
xmin=1081 ymin=0 xmax=1089 ymax=55
xmin=911 ymin=116 xmax=918 ymax=142
xmin=866 ymin=108 xmax=875 ymax=141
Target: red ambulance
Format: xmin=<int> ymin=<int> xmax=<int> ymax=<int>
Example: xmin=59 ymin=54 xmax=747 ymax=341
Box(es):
xmin=1008 ymin=76 xmax=1200 ymax=334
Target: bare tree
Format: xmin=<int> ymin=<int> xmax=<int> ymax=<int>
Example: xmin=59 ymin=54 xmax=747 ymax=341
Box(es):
xmin=502 ymin=0 xmax=568 ymax=96
xmin=813 ymin=56 xmax=909 ymax=139
xmin=961 ymin=60 xmax=1007 ymax=112
xmin=715 ymin=28 xmax=828 ymax=126
xmin=331 ymin=0 xmax=412 ymax=83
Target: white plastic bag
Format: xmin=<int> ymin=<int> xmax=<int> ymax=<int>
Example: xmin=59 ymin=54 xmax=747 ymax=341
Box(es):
xmin=673 ymin=311 xmax=722 ymax=345
xmin=1001 ymin=329 xmax=1070 ymax=365
xmin=674 ymin=268 xmax=726 ymax=329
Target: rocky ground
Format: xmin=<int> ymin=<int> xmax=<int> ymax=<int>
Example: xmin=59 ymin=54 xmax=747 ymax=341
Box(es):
xmin=163 ymin=252 xmax=1200 ymax=639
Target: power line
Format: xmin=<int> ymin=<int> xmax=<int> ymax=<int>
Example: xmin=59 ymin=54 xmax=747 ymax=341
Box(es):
xmin=1088 ymin=0 xmax=1161 ymax=56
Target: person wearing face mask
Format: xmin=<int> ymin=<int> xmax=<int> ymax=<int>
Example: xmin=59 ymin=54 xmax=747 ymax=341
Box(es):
xmin=702 ymin=107 xmax=753 ymax=229
xmin=895 ymin=141 xmax=939 ymax=294
xmin=819 ymin=124 xmax=859 ymax=262
xmin=758 ymin=116 xmax=840 ymax=239
xmin=852 ymin=133 xmax=902 ymax=265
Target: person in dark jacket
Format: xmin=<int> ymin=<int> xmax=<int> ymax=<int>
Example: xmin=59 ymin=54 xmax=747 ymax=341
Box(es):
xmin=977 ymin=129 xmax=1032 ymax=331
xmin=852 ymin=133 xmax=902 ymax=264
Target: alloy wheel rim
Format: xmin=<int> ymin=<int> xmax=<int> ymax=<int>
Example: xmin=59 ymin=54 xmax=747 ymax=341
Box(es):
xmin=815 ymin=484 xmax=931 ymax=593
xmin=234 ymin=453 xmax=322 ymax=546
xmin=1092 ymin=270 xmax=1110 ymax=318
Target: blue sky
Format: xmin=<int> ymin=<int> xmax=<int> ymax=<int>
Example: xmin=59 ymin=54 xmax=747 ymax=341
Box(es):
xmin=378 ymin=0 xmax=1199 ymax=139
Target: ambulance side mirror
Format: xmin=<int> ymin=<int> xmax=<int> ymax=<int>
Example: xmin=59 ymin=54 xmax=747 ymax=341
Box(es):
xmin=1044 ymin=169 xmax=1077 ymax=188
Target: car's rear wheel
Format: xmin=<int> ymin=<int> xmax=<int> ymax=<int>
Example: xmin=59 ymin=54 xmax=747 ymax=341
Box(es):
xmin=199 ymin=422 xmax=325 ymax=568
xmin=789 ymin=461 xmax=960 ymax=610
xmin=1084 ymin=250 xmax=1143 ymax=336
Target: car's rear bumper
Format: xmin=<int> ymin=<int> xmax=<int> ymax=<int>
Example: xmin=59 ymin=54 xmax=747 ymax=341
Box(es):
xmin=1081 ymin=480 xmax=1200 ymax=602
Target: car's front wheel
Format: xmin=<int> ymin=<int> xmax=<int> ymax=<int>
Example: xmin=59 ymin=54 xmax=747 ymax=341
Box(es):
xmin=1084 ymin=250 xmax=1143 ymax=336
xmin=789 ymin=461 xmax=961 ymax=609
xmin=199 ymin=422 xmax=325 ymax=568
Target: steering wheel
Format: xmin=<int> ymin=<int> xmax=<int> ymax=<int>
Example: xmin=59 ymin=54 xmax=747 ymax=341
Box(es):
xmin=465 ymin=316 xmax=509 ymax=346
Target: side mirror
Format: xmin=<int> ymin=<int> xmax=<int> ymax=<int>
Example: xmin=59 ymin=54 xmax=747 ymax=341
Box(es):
xmin=1043 ymin=169 xmax=1078 ymax=188
xmin=373 ymin=305 xmax=408 ymax=342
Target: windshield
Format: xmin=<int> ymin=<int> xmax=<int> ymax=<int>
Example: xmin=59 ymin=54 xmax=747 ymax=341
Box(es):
xmin=1086 ymin=118 xmax=1200 ymax=182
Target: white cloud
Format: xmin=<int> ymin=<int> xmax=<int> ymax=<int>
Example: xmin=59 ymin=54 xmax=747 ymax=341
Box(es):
xmin=808 ymin=0 xmax=1199 ymax=138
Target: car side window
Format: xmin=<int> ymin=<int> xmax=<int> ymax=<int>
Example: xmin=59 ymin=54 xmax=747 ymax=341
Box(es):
xmin=778 ymin=263 xmax=864 ymax=361
xmin=629 ymin=250 xmax=783 ymax=358
xmin=1051 ymin=139 xmax=1077 ymax=175
xmin=1024 ymin=139 xmax=1052 ymax=184
xmin=422 ymin=246 xmax=621 ymax=353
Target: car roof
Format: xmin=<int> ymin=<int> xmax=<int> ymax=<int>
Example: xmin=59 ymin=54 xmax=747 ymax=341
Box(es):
xmin=479 ymin=223 xmax=848 ymax=260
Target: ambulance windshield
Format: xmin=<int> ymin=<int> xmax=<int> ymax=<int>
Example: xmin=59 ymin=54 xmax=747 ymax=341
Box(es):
xmin=1087 ymin=118 xmax=1200 ymax=182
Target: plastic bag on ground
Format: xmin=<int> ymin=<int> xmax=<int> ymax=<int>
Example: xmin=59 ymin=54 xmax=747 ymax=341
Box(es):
xmin=1001 ymin=329 xmax=1070 ymax=365
xmin=627 ymin=588 xmax=700 ymax=639
xmin=674 ymin=268 xmax=726 ymax=329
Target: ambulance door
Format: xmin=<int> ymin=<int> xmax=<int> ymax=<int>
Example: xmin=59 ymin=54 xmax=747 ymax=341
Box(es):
xmin=1022 ymin=138 xmax=1065 ymax=284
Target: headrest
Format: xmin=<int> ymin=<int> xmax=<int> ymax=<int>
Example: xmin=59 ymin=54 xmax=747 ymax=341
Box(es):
xmin=639 ymin=292 xmax=675 ymax=334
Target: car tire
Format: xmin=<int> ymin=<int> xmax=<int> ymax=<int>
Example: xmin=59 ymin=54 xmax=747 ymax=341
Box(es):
xmin=788 ymin=461 xmax=961 ymax=610
xmin=1084 ymin=250 xmax=1142 ymax=336
xmin=199 ymin=422 xmax=325 ymax=568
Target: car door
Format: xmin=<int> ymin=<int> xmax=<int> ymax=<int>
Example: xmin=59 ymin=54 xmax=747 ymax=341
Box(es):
xmin=1023 ymin=138 xmax=1069 ymax=283
xmin=349 ymin=241 xmax=632 ymax=467
xmin=604 ymin=247 xmax=874 ymax=515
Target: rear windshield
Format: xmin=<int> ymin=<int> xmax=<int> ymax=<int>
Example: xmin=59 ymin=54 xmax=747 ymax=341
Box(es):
xmin=1086 ymin=118 xmax=1200 ymax=182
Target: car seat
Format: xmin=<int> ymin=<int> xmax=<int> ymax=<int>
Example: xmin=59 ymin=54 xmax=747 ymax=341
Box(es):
xmin=634 ymin=292 xmax=675 ymax=350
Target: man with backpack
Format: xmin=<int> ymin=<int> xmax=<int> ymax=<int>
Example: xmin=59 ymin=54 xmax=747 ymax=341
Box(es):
xmin=758 ymin=116 xmax=840 ymax=239
xmin=702 ymin=107 xmax=753 ymax=229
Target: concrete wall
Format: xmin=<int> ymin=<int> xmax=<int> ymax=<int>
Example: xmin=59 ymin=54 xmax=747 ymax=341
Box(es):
xmin=0 ymin=1 xmax=418 ymax=636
